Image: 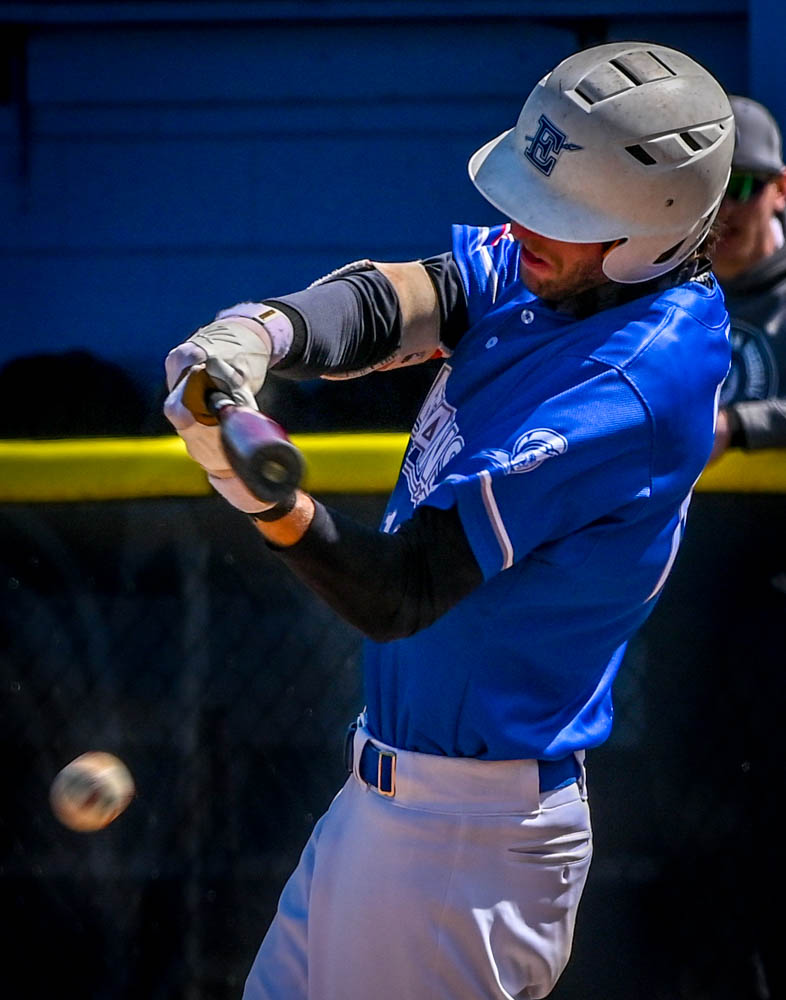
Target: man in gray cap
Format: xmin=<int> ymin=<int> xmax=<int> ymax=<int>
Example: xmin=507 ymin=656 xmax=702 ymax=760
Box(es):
xmin=711 ymin=95 xmax=786 ymax=456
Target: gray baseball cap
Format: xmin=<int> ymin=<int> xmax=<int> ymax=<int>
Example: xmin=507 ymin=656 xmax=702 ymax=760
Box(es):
xmin=730 ymin=95 xmax=785 ymax=174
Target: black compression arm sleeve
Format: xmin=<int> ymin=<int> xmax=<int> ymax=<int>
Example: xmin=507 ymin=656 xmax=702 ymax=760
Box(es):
xmin=272 ymin=501 xmax=483 ymax=641
xmin=268 ymin=266 xmax=402 ymax=378
xmin=265 ymin=254 xmax=468 ymax=378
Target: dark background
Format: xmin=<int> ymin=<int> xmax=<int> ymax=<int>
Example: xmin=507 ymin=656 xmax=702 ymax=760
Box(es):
xmin=2 ymin=489 xmax=784 ymax=999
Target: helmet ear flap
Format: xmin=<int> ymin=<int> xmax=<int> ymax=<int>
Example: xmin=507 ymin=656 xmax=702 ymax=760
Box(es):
xmin=601 ymin=233 xmax=687 ymax=283
xmin=602 ymin=238 xmax=626 ymax=258
xmin=602 ymin=197 xmax=724 ymax=284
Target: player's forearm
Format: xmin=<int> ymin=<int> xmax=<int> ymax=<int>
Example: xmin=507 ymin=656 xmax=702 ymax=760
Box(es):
xmin=251 ymin=498 xmax=482 ymax=641
xmin=264 ymin=254 xmax=467 ymax=380
xmin=267 ymin=265 xmax=404 ymax=378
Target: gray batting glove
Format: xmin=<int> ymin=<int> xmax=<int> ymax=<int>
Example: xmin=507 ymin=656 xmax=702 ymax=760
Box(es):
xmin=164 ymin=315 xmax=274 ymax=409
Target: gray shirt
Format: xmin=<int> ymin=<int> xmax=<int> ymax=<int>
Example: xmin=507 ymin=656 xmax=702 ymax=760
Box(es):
xmin=719 ymin=236 xmax=786 ymax=448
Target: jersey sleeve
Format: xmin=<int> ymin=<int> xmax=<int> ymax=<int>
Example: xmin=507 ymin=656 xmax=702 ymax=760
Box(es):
xmin=424 ymin=358 xmax=653 ymax=581
xmin=451 ymin=224 xmax=522 ymax=327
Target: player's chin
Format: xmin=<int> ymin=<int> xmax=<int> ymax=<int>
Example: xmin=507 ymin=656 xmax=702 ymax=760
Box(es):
xmin=520 ymin=269 xmax=559 ymax=299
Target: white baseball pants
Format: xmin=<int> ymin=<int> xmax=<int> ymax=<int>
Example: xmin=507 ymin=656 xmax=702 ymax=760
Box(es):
xmin=243 ymin=724 xmax=592 ymax=1000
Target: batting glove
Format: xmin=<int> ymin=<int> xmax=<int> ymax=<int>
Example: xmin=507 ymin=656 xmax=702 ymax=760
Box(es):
xmin=164 ymin=313 xmax=274 ymax=412
xmin=163 ymin=365 xmax=274 ymax=515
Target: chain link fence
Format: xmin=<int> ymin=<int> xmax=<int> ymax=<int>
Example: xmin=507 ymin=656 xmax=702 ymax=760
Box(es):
xmin=0 ymin=495 xmax=374 ymax=999
xmin=1 ymin=489 xmax=785 ymax=999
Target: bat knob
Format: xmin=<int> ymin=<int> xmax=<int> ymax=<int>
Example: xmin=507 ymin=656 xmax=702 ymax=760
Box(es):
xmin=259 ymin=458 xmax=292 ymax=486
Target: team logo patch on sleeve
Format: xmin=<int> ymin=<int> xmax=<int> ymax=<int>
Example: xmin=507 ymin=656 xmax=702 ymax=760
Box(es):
xmin=483 ymin=428 xmax=568 ymax=474
xmin=509 ymin=428 xmax=568 ymax=472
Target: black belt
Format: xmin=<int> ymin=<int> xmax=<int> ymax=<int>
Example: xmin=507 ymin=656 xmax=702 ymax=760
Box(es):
xmin=346 ymin=725 xmax=580 ymax=797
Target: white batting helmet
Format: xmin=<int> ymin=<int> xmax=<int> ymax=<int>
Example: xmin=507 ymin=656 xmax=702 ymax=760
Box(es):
xmin=469 ymin=42 xmax=734 ymax=283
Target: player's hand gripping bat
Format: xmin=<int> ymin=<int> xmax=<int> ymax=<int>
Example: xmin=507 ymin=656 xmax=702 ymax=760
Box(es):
xmin=207 ymin=391 xmax=306 ymax=505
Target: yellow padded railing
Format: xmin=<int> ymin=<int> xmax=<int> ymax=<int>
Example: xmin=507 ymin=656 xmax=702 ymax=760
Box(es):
xmin=0 ymin=435 xmax=784 ymax=502
xmin=0 ymin=434 xmax=407 ymax=502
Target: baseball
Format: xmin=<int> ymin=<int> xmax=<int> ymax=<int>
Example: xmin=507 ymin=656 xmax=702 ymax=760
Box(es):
xmin=50 ymin=751 xmax=135 ymax=832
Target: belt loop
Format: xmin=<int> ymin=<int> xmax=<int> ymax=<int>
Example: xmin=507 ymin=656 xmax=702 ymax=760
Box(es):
xmin=576 ymin=750 xmax=588 ymax=801
xmin=344 ymin=720 xmax=358 ymax=774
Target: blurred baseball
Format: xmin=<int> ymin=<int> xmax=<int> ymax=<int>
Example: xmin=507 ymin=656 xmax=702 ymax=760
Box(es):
xmin=50 ymin=751 xmax=135 ymax=832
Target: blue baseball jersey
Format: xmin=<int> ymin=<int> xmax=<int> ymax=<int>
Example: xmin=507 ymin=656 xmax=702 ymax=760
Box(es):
xmin=362 ymin=224 xmax=731 ymax=761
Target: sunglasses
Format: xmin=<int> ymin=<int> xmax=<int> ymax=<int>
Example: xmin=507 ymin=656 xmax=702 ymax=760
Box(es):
xmin=725 ymin=172 xmax=774 ymax=203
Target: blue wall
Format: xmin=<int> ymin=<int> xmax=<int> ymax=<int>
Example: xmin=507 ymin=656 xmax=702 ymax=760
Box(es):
xmin=0 ymin=2 xmax=772 ymax=394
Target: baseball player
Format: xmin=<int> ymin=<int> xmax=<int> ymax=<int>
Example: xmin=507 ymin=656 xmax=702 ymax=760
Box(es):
xmin=164 ymin=42 xmax=734 ymax=1000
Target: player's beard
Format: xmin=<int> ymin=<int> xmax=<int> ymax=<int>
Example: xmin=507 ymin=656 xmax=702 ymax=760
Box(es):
xmin=521 ymin=258 xmax=610 ymax=303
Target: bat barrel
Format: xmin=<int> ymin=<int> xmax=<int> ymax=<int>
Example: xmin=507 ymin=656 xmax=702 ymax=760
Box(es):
xmin=208 ymin=393 xmax=305 ymax=504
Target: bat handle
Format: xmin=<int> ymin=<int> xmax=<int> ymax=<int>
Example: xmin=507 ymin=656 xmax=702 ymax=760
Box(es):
xmin=206 ymin=390 xmax=235 ymax=417
xmin=207 ymin=391 xmax=305 ymax=505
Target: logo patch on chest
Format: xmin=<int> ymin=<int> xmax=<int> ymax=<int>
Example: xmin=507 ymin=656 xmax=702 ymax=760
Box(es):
xmin=720 ymin=318 xmax=779 ymax=404
xmin=402 ymin=365 xmax=465 ymax=505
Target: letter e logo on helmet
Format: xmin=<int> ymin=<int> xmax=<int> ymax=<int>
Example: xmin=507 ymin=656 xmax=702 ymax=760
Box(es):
xmin=524 ymin=115 xmax=583 ymax=176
